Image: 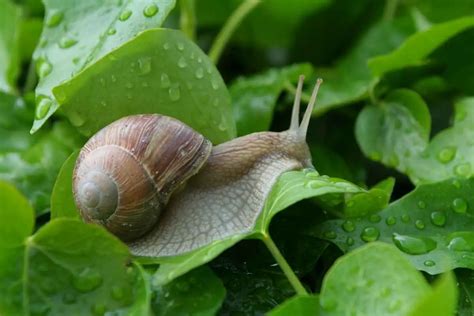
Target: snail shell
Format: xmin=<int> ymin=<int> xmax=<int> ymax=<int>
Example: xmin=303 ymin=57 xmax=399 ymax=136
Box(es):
xmin=72 ymin=114 xmax=212 ymax=242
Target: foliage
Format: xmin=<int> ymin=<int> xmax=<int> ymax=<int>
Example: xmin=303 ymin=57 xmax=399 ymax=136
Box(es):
xmin=0 ymin=0 xmax=473 ymax=315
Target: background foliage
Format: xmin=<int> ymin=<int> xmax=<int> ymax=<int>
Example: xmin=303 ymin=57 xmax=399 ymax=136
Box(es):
xmin=0 ymin=0 xmax=473 ymax=315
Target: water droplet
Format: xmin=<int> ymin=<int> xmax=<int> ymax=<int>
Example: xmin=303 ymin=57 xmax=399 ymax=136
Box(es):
xmin=385 ymin=216 xmax=396 ymax=226
xmin=437 ymin=147 xmax=456 ymax=163
xmin=197 ymin=57 xmax=202 ymax=63
xmin=91 ymin=303 xmax=106 ymax=316
xmin=417 ymin=200 xmax=426 ymax=209
xmin=324 ymin=231 xmax=337 ymax=239
xmin=160 ymin=73 xmax=171 ymax=88
xmin=430 ymin=211 xmax=446 ymax=227
xmin=452 ymin=179 xmax=461 ymax=188
xmin=346 ymin=237 xmax=354 ymax=246
xmin=178 ymin=56 xmax=187 ymax=68
xmin=37 ymin=58 xmax=53 ymax=78
xmin=454 ymin=163 xmax=471 ymax=177
xmin=211 ymin=78 xmax=219 ymax=90
xmin=125 ymin=82 xmax=133 ymax=89
xmin=369 ymin=214 xmax=381 ymax=223
xmin=46 ymin=10 xmax=64 ymax=27
xmin=62 ymin=292 xmax=77 ymax=304
xmin=72 ymin=267 xmax=103 ymax=292
xmin=424 ymin=260 xmax=435 ymax=267
xmin=195 ymin=67 xmax=204 ymax=79
xmin=138 ymin=57 xmax=152 ymax=75
xmin=111 ymin=74 xmax=117 ymax=82
xmin=415 ymin=219 xmax=425 ymax=230
xmin=119 ymin=9 xmax=132 ymax=21
xmin=401 ymin=214 xmax=411 ymax=223
xmin=143 ymin=3 xmax=159 ymax=17
xmin=72 ymin=57 xmax=80 ymax=64
xmin=342 ymin=220 xmax=355 ymax=232
xmin=392 ymin=233 xmax=436 ymax=255
xmin=39 ymin=37 xmax=48 ymax=47
xmin=59 ymin=37 xmax=77 ymax=49
xmin=452 ymin=198 xmax=468 ymax=213
xmin=177 ymin=42 xmax=184 ymax=51
xmin=360 ymin=227 xmax=379 ymax=242
xmin=107 ymin=28 xmax=117 ymax=35
xmin=168 ymin=84 xmax=180 ymax=101
xmin=35 ymin=98 xmax=52 ymax=119
xmin=163 ymin=42 xmax=170 ymax=50
xmin=447 ymin=232 xmax=474 ymax=252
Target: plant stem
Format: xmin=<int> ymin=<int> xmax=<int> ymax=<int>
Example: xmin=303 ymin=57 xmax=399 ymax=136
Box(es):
xmin=261 ymin=233 xmax=307 ymax=295
xmin=383 ymin=0 xmax=399 ymax=22
xmin=180 ymin=0 xmax=196 ymax=41
xmin=208 ymin=0 xmax=260 ymax=64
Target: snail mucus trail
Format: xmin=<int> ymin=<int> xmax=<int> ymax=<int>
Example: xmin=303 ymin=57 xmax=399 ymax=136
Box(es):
xmin=72 ymin=76 xmax=322 ymax=257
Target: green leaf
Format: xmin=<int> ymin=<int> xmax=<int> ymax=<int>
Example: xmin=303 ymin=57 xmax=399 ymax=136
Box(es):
xmin=407 ymin=272 xmax=458 ymax=316
xmin=315 ymin=177 xmax=474 ymax=274
xmin=0 ymin=0 xmax=21 ymax=93
xmin=56 ymin=28 xmax=236 ymax=143
xmin=319 ymin=242 xmax=431 ymax=315
xmin=51 ymin=151 xmax=79 ymax=219
xmin=230 ymin=63 xmax=312 ymax=136
xmin=150 ymin=170 xmax=364 ymax=285
xmin=456 ymin=269 xmax=474 ymax=316
xmin=32 ymin=0 xmax=177 ymax=133
xmin=0 ymin=218 xmax=150 ymax=315
xmin=369 ymin=16 xmax=474 ymax=76
xmin=0 ymin=181 xmax=34 ymax=247
xmin=268 ymin=295 xmax=322 ymax=316
xmin=356 ymin=92 xmax=474 ymax=183
xmin=151 ymin=266 xmax=226 ymax=316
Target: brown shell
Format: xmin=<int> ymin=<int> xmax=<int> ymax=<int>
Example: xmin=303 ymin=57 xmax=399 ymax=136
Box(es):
xmin=72 ymin=114 xmax=212 ymax=242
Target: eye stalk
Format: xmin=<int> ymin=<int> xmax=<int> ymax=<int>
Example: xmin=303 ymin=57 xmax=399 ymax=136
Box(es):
xmin=289 ymin=75 xmax=323 ymax=139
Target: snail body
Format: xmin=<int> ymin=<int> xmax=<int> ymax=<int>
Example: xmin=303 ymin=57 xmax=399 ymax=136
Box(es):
xmin=73 ymin=76 xmax=322 ymax=257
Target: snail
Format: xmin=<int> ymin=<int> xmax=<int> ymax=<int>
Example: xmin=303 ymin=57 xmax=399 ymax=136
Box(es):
xmin=72 ymin=76 xmax=322 ymax=257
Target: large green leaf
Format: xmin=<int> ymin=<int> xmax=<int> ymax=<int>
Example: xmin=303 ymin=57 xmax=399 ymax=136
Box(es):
xmin=268 ymin=295 xmax=322 ymax=316
xmin=456 ymin=269 xmax=474 ymax=316
xmin=315 ymin=177 xmax=474 ymax=274
xmin=151 ymin=266 xmax=225 ymax=316
xmin=0 ymin=216 xmax=150 ymax=315
xmin=369 ymin=16 xmax=474 ymax=76
xmin=0 ymin=0 xmax=21 ymax=93
xmin=149 ymin=170 xmax=363 ymax=285
xmin=356 ymin=91 xmax=474 ymax=183
xmin=230 ymin=63 xmax=312 ymax=136
xmin=55 ymin=28 xmax=236 ymax=143
xmin=32 ymin=0 xmax=176 ymax=133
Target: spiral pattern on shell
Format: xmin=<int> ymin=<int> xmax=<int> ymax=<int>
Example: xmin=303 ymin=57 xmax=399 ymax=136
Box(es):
xmin=72 ymin=114 xmax=212 ymax=242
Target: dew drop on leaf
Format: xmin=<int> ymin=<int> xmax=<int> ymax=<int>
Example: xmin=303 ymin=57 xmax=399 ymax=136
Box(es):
xmin=176 ymin=42 xmax=184 ymax=51
xmin=125 ymin=82 xmax=133 ymax=89
xmin=35 ymin=98 xmax=52 ymax=119
xmin=401 ymin=214 xmax=411 ymax=223
xmin=143 ymin=3 xmax=159 ymax=17
xmin=369 ymin=214 xmax=381 ymax=223
xmin=417 ymin=200 xmax=426 ymax=209
xmin=324 ymin=230 xmax=337 ymax=239
xmin=37 ymin=58 xmax=53 ymax=78
xmin=195 ymin=67 xmax=204 ymax=79
xmin=360 ymin=227 xmax=379 ymax=242
xmin=72 ymin=267 xmax=103 ymax=292
xmin=119 ymin=9 xmax=132 ymax=21
xmin=447 ymin=232 xmax=474 ymax=251
xmin=452 ymin=179 xmax=461 ymax=188
xmin=91 ymin=302 xmax=107 ymax=316
xmin=107 ymin=28 xmax=117 ymax=35
xmin=437 ymin=147 xmax=456 ymax=163
xmin=342 ymin=220 xmax=355 ymax=232
xmin=454 ymin=163 xmax=471 ymax=177
xmin=163 ymin=42 xmax=170 ymax=50
xmin=423 ymin=260 xmax=435 ymax=267
xmin=415 ymin=219 xmax=425 ymax=230
xmin=346 ymin=237 xmax=354 ymax=246
xmin=160 ymin=73 xmax=171 ymax=88
xmin=59 ymin=37 xmax=78 ymax=49
xmin=211 ymin=78 xmax=219 ymax=90
xmin=46 ymin=10 xmax=64 ymax=27
xmin=430 ymin=211 xmax=446 ymax=227
xmin=168 ymin=84 xmax=180 ymax=101
xmin=452 ymin=197 xmax=468 ymax=214
xmin=385 ymin=216 xmax=396 ymax=226
xmin=392 ymin=233 xmax=436 ymax=255
xmin=138 ymin=57 xmax=152 ymax=75
xmin=177 ymin=56 xmax=187 ymax=68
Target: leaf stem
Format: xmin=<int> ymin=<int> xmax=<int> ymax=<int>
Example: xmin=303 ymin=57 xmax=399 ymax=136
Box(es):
xmin=261 ymin=233 xmax=307 ymax=295
xmin=208 ymin=0 xmax=260 ymax=64
xmin=180 ymin=0 xmax=196 ymax=41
